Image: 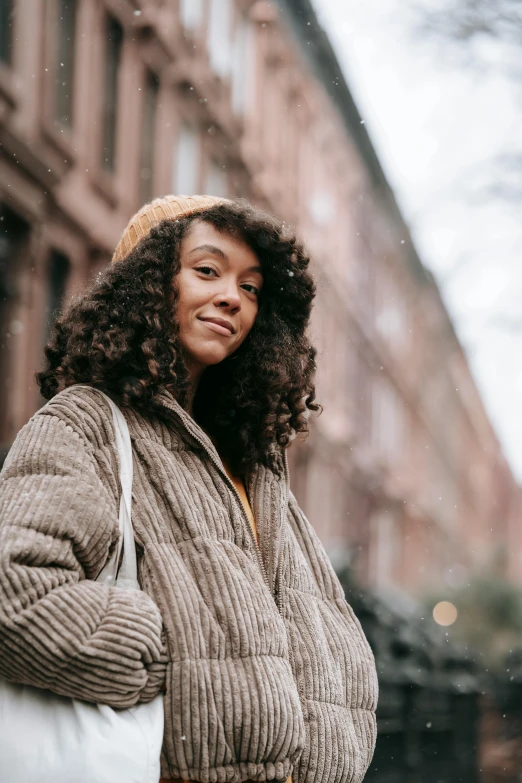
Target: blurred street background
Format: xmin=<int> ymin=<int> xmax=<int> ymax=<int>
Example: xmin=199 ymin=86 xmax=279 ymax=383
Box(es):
xmin=1 ymin=0 xmax=521 ymax=780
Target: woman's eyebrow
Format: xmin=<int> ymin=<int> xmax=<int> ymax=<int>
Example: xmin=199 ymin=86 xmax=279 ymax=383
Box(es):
xmin=187 ymin=244 xmax=228 ymax=260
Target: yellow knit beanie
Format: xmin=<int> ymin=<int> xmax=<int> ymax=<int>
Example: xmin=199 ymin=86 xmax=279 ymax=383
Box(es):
xmin=112 ymin=194 xmax=231 ymax=263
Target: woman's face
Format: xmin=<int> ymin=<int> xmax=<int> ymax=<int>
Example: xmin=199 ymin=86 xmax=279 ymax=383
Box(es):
xmin=176 ymin=221 xmax=263 ymax=379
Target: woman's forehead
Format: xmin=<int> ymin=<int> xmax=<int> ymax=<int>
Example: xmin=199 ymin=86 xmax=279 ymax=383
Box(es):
xmin=181 ymin=221 xmax=262 ymax=273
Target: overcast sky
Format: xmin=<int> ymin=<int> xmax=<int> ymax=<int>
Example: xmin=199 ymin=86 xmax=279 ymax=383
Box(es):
xmin=312 ymin=0 xmax=522 ymax=480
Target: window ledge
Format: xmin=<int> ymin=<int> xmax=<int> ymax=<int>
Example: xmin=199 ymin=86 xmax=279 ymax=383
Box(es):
xmin=0 ymin=64 xmax=18 ymax=111
xmin=89 ymin=167 xmax=119 ymax=210
xmin=41 ymin=119 xmax=76 ymax=166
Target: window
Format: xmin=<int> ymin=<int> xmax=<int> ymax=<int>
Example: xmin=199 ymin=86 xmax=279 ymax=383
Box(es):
xmin=173 ymin=124 xmax=200 ymax=195
xmin=54 ymin=0 xmax=77 ymax=127
xmin=370 ymin=509 xmax=400 ymax=588
xmin=204 ymin=161 xmax=227 ymax=197
xmin=207 ymin=0 xmax=232 ymax=78
xmin=45 ymin=251 xmax=70 ymax=340
xmin=0 ymin=0 xmax=13 ymax=64
xmin=0 ymin=206 xmax=29 ymax=340
xmin=376 ymin=300 xmax=406 ymax=345
xmin=309 ymin=190 xmax=336 ymax=227
xmin=231 ymin=17 xmax=254 ymax=115
xmin=139 ymin=71 xmax=159 ymax=204
xmin=0 ymin=206 xmax=30 ymax=447
xmin=424 ymin=442 xmax=458 ymax=531
xmin=101 ymin=15 xmax=123 ymax=172
xmin=371 ymin=376 xmax=404 ymax=463
xmin=375 ymin=271 xmax=408 ymax=350
xmin=180 ymin=0 xmax=203 ymax=31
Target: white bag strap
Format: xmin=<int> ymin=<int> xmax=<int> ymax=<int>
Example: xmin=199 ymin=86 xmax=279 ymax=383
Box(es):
xmin=73 ymin=386 xmax=139 ymax=591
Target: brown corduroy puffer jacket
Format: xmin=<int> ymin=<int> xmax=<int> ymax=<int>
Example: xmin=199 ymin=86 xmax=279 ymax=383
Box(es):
xmin=0 ymin=385 xmax=378 ymax=783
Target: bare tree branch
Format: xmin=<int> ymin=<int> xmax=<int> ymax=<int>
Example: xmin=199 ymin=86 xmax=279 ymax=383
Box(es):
xmin=417 ymin=0 xmax=522 ymax=46
xmin=412 ymin=1 xmax=522 ymax=205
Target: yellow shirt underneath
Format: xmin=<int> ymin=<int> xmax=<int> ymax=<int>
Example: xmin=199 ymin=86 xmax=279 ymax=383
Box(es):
xmin=224 ymin=464 xmax=258 ymax=543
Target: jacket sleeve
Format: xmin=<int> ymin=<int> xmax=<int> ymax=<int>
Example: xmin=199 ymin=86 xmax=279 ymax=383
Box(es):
xmin=0 ymin=406 xmax=167 ymax=708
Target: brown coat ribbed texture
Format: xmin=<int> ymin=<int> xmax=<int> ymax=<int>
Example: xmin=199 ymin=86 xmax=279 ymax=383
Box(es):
xmin=0 ymin=386 xmax=377 ymax=783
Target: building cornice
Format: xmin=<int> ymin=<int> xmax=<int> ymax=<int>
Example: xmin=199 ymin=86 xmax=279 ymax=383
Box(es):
xmin=276 ymin=0 xmax=431 ymax=287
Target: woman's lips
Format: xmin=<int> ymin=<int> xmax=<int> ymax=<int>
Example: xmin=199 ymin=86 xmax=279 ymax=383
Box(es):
xmin=198 ymin=318 xmax=234 ymax=336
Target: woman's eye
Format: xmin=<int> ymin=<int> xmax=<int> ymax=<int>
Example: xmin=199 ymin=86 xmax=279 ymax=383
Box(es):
xmin=241 ymin=284 xmax=260 ymax=295
xmin=196 ymin=266 xmax=217 ymax=277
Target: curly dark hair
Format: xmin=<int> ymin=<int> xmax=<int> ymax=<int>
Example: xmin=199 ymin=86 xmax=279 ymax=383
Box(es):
xmin=37 ymin=200 xmax=320 ymax=473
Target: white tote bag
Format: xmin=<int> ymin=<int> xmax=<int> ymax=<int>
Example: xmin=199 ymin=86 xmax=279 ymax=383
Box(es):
xmin=0 ymin=389 xmax=164 ymax=783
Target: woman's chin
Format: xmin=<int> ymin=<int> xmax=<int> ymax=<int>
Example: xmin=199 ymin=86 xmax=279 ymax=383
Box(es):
xmin=193 ymin=347 xmax=232 ymax=368
xmin=181 ymin=334 xmax=239 ymax=370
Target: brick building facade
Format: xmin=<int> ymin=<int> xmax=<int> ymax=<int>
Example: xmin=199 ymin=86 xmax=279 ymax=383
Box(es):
xmin=0 ymin=0 xmax=519 ymax=597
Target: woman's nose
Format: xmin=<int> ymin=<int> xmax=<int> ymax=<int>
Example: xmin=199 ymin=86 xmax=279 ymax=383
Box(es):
xmin=213 ymin=282 xmax=241 ymax=311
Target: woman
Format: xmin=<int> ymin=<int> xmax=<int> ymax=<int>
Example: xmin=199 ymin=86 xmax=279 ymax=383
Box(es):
xmin=0 ymin=195 xmax=377 ymax=782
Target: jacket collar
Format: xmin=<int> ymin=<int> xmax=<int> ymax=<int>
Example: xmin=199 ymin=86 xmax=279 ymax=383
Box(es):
xmin=153 ymin=388 xmax=222 ymax=463
xmin=153 ymin=387 xmax=287 ymax=485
